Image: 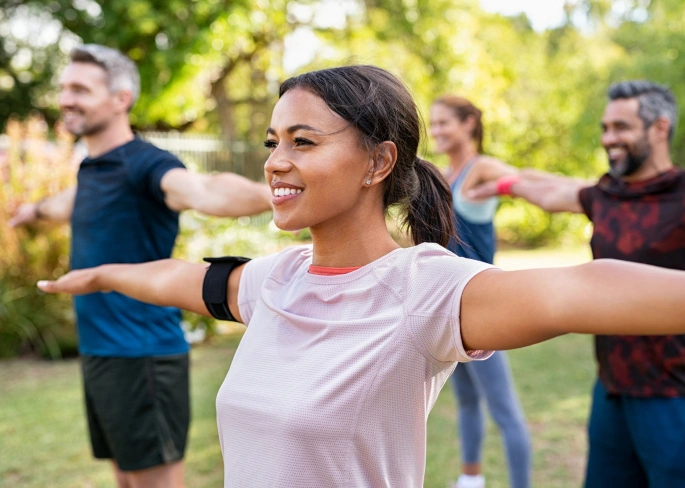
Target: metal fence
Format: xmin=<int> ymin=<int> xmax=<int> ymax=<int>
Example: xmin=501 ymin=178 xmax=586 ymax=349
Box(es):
xmin=0 ymin=132 xmax=273 ymax=225
xmin=141 ymin=132 xmax=268 ymax=181
xmin=0 ymin=132 xmax=269 ymax=180
xmin=142 ymin=133 xmax=272 ymax=226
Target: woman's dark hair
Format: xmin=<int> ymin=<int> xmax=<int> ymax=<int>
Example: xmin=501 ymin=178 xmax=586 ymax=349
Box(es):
xmin=433 ymin=95 xmax=484 ymax=153
xmin=279 ymin=65 xmax=455 ymax=247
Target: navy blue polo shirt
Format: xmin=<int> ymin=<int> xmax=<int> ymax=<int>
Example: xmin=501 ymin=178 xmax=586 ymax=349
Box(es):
xmin=71 ymin=137 xmax=189 ymax=357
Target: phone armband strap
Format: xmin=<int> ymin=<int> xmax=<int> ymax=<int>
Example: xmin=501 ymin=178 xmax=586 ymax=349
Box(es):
xmin=202 ymin=256 xmax=251 ymax=321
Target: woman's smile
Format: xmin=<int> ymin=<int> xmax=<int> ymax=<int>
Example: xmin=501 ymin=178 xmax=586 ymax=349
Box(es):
xmin=271 ymin=182 xmax=304 ymax=205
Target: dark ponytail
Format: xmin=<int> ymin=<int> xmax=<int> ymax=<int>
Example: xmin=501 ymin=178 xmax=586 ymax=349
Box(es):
xmin=280 ymin=65 xmax=456 ymax=247
xmin=403 ymin=158 xmax=455 ymax=246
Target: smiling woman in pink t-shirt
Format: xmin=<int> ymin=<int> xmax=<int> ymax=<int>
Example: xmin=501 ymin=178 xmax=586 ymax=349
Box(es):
xmin=39 ymin=66 xmax=685 ymax=488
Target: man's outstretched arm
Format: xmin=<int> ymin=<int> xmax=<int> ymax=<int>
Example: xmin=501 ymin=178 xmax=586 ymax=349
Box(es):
xmin=468 ymin=169 xmax=591 ymax=214
xmin=161 ymin=169 xmax=272 ymax=217
xmin=9 ymin=186 xmax=77 ymax=227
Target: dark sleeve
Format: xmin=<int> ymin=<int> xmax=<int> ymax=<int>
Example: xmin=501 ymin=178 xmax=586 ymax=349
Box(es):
xmin=129 ymin=146 xmax=186 ymax=204
xmin=578 ymin=185 xmax=596 ymax=221
xmin=148 ymin=153 xmax=185 ymax=203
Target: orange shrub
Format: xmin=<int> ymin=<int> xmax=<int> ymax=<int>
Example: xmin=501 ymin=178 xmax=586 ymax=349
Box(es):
xmin=0 ymin=116 xmax=77 ymax=358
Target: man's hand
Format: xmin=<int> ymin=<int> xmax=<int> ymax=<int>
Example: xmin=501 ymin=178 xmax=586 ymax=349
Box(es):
xmin=8 ymin=203 xmax=39 ymax=227
xmin=38 ymin=268 xmax=108 ymax=296
xmin=9 ymin=188 xmax=77 ymax=226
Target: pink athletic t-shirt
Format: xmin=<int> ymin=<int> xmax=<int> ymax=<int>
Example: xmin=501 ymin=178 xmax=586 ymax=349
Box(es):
xmin=217 ymin=243 xmax=494 ymax=487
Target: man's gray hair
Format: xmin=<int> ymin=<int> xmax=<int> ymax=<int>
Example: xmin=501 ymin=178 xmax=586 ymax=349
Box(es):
xmin=608 ymin=80 xmax=678 ymax=143
xmin=70 ymin=44 xmax=141 ymax=109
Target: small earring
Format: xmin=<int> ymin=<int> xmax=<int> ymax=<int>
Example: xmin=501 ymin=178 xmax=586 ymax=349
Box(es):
xmin=366 ymin=179 xmax=372 ymax=185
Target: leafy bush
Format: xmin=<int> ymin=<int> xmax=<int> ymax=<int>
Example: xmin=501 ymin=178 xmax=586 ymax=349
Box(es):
xmin=495 ymin=199 xmax=591 ymax=248
xmin=0 ymin=117 xmax=77 ymax=358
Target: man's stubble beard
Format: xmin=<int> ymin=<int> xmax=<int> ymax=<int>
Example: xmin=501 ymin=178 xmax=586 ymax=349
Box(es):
xmin=62 ymin=108 xmax=111 ymax=138
xmin=608 ymin=134 xmax=652 ymax=179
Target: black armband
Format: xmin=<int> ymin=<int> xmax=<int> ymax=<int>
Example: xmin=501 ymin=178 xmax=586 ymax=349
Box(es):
xmin=202 ymin=256 xmax=251 ymax=321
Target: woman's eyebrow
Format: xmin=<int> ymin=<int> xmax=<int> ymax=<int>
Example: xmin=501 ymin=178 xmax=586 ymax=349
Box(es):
xmin=266 ymin=124 xmax=323 ymax=136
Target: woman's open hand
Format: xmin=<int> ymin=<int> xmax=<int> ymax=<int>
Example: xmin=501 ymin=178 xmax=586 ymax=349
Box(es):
xmin=37 ymin=267 xmax=107 ymax=295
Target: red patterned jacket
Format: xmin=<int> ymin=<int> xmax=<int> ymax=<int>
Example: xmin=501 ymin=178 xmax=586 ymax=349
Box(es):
xmin=579 ymin=168 xmax=685 ymax=397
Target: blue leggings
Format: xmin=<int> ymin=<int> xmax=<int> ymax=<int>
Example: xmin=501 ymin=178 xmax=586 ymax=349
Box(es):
xmin=450 ymin=351 xmax=531 ymax=488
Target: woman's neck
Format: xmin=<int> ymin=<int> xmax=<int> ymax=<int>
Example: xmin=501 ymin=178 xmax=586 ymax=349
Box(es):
xmin=448 ymin=144 xmax=479 ymax=174
xmin=309 ymin=205 xmax=400 ymax=268
xmin=446 ymin=143 xmax=479 ymax=183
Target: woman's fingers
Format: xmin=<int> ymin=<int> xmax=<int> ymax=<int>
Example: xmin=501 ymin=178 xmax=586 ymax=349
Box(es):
xmin=37 ymin=279 xmax=59 ymax=293
xmin=36 ymin=269 xmax=103 ymax=295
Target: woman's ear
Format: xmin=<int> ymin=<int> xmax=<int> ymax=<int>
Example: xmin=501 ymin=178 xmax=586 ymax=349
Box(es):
xmin=364 ymin=141 xmax=398 ymax=186
xmin=463 ymin=114 xmax=477 ymax=134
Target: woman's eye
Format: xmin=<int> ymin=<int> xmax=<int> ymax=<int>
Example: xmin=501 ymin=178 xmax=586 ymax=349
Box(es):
xmin=263 ymin=140 xmax=277 ymax=149
xmin=293 ymin=138 xmax=314 ymax=147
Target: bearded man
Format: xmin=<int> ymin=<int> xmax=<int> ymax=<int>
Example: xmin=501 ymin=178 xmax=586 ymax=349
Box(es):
xmin=469 ymin=80 xmax=685 ymax=487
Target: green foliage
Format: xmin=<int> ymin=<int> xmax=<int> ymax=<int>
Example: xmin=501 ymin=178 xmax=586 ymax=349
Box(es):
xmin=6 ymin=1 xmax=685 ymax=355
xmin=0 ymin=3 xmax=77 ymax=125
xmin=595 ymin=0 xmax=685 ymax=165
xmin=0 ymin=0 xmax=299 ymax=138
xmin=0 ymin=117 xmax=76 ymax=358
xmin=312 ymin=1 xmax=614 ymax=244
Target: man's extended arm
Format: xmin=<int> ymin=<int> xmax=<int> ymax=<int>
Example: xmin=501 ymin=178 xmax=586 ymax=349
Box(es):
xmin=468 ymin=169 xmax=592 ymax=214
xmin=8 ymin=187 xmax=77 ymax=227
xmin=160 ymin=169 xmax=272 ymax=217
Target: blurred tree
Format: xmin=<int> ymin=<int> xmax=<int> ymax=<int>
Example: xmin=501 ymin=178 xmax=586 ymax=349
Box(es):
xmin=4 ymin=0 xmax=684 ymax=249
xmin=0 ymin=1 xmax=80 ymax=126
xmin=0 ymin=0 xmax=331 ymax=140
xmin=305 ymin=0 xmax=622 ymax=245
xmin=583 ymin=0 xmax=685 ymax=164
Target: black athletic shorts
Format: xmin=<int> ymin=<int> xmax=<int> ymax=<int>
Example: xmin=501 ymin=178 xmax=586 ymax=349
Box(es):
xmin=81 ymin=353 xmax=190 ymax=471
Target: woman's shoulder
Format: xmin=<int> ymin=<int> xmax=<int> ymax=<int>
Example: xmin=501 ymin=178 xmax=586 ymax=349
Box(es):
xmin=273 ymin=243 xmax=313 ymax=259
xmin=398 ymin=243 xmax=495 ymax=315
xmin=470 ymin=155 xmax=509 ymax=174
xmin=268 ymin=244 xmax=313 ymax=270
xmin=398 ymin=243 xmax=492 ymax=276
xmin=244 ymin=244 xmax=313 ymax=283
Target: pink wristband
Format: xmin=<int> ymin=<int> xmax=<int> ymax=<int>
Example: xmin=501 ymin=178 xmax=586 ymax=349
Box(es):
xmin=495 ymin=175 xmax=520 ymax=196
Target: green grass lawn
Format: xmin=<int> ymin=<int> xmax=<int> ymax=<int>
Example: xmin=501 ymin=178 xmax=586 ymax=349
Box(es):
xmin=0 ymin=334 xmax=239 ymax=488
xmin=1 ymin=247 xmax=595 ymax=488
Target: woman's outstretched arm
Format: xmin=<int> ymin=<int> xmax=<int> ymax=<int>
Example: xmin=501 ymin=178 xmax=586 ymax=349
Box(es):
xmin=37 ymin=259 xmax=246 ymax=323
xmin=460 ymin=259 xmax=685 ymax=351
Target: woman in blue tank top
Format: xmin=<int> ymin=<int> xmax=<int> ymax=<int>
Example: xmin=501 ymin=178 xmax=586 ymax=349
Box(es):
xmin=430 ymin=96 xmax=531 ymax=488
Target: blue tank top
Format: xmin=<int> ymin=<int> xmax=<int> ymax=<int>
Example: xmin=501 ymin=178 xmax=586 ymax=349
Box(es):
xmin=446 ymin=159 xmax=498 ymax=264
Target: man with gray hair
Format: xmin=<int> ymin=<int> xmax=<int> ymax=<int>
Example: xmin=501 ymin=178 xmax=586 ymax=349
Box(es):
xmin=468 ymin=80 xmax=685 ymax=486
xmin=10 ymin=44 xmax=272 ymax=488
xmin=70 ymin=44 xmax=142 ymax=108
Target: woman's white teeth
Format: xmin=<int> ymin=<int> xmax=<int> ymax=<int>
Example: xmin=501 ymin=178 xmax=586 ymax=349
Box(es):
xmin=274 ymin=187 xmax=302 ymax=197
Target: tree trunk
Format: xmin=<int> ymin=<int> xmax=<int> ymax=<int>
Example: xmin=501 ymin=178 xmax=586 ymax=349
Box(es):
xmin=211 ymin=75 xmax=235 ymax=140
